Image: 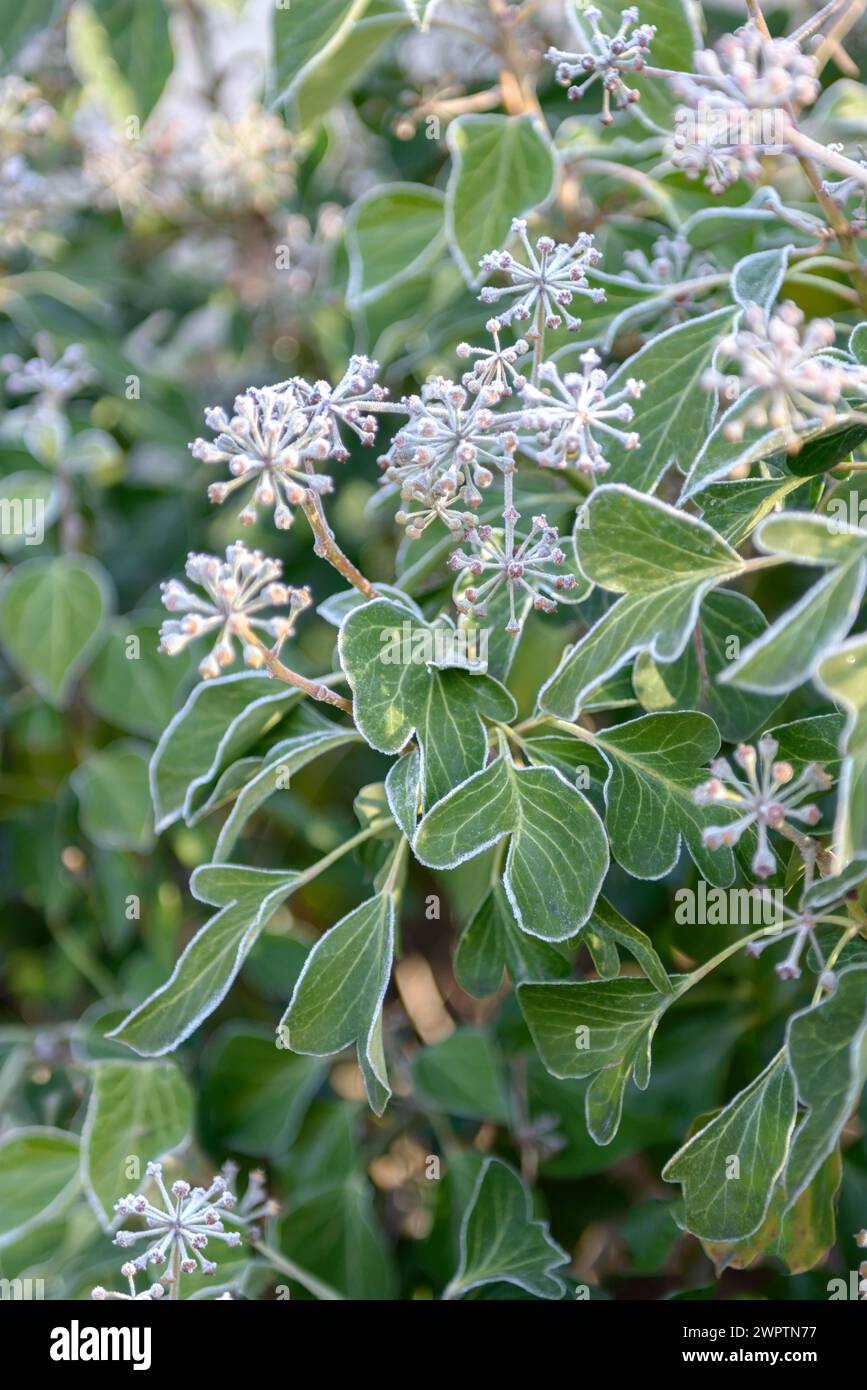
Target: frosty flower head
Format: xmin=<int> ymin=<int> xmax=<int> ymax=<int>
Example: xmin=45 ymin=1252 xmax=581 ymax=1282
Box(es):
xmin=0 ymin=76 xmax=53 ymax=159
xmin=479 ymin=219 xmax=604 ymax=333
xmin=92 ymin=1263 xmax=166 ymax=1302
xmin=199 ymin=105 xmax=295 ymax=214
xmin=379 ymin=375 xmax=514 ymax=518
xmin=521 ymin=351 xmax=644 ymax=473
xmin=744 ymin=894 xmax=839 ymax=989
xmin=449 ymin=512 xmax=577 ymax=634
xmin=159 ymin=542 xmax=311 ymax=680
xmin=112 ymin=1161 xmax=245 ymax=1282
xmin=0 ymin=333 xmax=94 ymax=414
xmin=703 ymin=302 xmax=846 ymax=453
xmin=546 ymin=6 xmax=656 ymax=125
xmin=456 ymin=319 xmax=529 ymax=397
xmin=693 ymin=734 xmax=831 ymax=880
xmin=677 ymin=24 xmax=819 ymax=116
xmin=290 ymin=354 xmax=388 ymax=463
xmin=669 ymin=109 xmax=764 ymax=195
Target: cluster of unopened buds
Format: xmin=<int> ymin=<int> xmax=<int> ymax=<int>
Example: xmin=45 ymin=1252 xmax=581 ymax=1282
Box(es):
xmin=479 ymin=219 xmax=605 ymax=332
xmin=546 ymin=6 xmax=656 ymax=125
xmin=693 ymin=735 xmax=831 ymax=880
xmin=745 ymin=893 xmax=838 ymax=990
xmin=522 ymin=352 xmax=644 ymax=473
xmin=457 ymin=318 xmax=529 ymax=397
xmin=1 ymin=333 xmax=94 ymax=417
xmin=674 ymin=24 xmax=819 ymax=117
xmin=191 ymin=356 xmax=389 ymax=529
xmin=449 ymin=512 xmax=577 ymax=634
xmin=703 ymin=302 xmax=851 ymax=452
xmin=159 ymin=542 xmax=311 ymax=680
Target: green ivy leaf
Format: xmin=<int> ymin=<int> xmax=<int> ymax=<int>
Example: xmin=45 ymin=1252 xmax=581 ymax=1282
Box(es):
xmin=81 ymin=1060 xmax=193 ymax=1227
xmin=412 ymin=1031 xmax=512 ymax=1123
xmin=599 ymin=308 xmax=736 ymax=492
xmin=279 ymin=1176 xmax=396 ymax=1299
xmin=784 ymin=964 xmax=867 ymax=1205
xmin=445 ymin=1158 xmax=568 ymax=1299
xmin=295 ymin=0 xmax=406 ymax=127
xmin=271 ymin=0 xmax=365 ymax=107
xmin=445 ymin=115 xmax=557 ymax=285
xmin=662 ymin=1053 xmax=797 ymax=1242
xmin=347 ymin=184 xmax=445 ymax=307
xmin=815 ymin=634 xmax=867 ymax=864
xmin=339 ymin=597 xmax=516 ymax=808
xmin=722 ymin=513 xmax=867 ymax=695
xmin=731 ymin=245 xmax=793 ymax=312
xmin=109 ymin=865 xmax=301 ymax=1056
xmin=85 ymin=615 xmax=194 ymax=738
xmin=0 ymin=555 xmax=112 ymax=708
xmin=0 ymin=1128 xmax=80 ymax=1245
xmin=150 ymin=671 xmax=299 ymax=832
xmin=455 ymin=883 xmax=571 ymax=997
xmin=584 ymin=897 xmax=672 ymax=996
xmin=71 ymin=739 xmax=155 ymax=853
xmin=591 ymin=711 xmax=737 ymax=884
xmin=280 ymin=893 xmax=394 ymax=1115
xmin=413 ymin=750 xmax=608 ymax=942
xmin=202 ymin=1026 xmax=324 ymax=1158
xmin=518 ymin=976 xmax=680 ymax=1145
xmin=541 ymin=486 xmax=743 ymax=718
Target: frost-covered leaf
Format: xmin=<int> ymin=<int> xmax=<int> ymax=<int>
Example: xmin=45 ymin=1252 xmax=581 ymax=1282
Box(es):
xmin=784 ymin=964 xmax=867 ymax=1205
xmin=413 ymin=751 xmax=608 ymax=942
xmin=519 ymin=976 xmax=681 ymax=1145
xmin=731 ymin=245 xmax=793 ymax=312
xmin=662 ymin=1053 xmax=797 ymax=1242
xmin=109 ymin=866 xmax=301 ymax=1056
xmin=599 ymin=308 xmax=736 ymax=491
xmin=583 ymin=897 xmax=672 ymax=996
xmin=280 ymin=893 xmax=394 ymax=1115
xmin=213 ymin=727 xmax=361 ymax=859
xmin=347 ymin=184 xmax=445 ymax=307
xmin=815 ymin=634 xmax=867 ymax=864
xmin=295 ymin=0 xmax=407 ymax=127
xmin=272 ymin=0 xmax=365 ymax=107
xmin=150 ymin=672 xmax=299 ymax=832
xmin=722 ymin=514 xmax=867 ymax=695
xmin=0 ymin=555 xmax=112 ymax=708
xmin=81 ymin=1060 xmax=193 ymax=1227
xmin=445 ymin=1158 xmax=568 ymax=1299
xmin=339 ymin=597 xmax=516 ymax=808
xmin=445 ymin=115 xmax=557 ymax=285
xmin=541 ymin=487 xmax=743 ymax=717
xmin=455 ymin=883 xmax=571 ymax=997
xmin=633 ymin=590 xmax=780 ymax=741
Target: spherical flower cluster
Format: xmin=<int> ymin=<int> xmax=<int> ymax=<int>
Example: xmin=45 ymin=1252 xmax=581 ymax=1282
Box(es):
xmin=546 ymin=6 xmax=655 ymax=125
xmin=1 ymin=333 xmax=94 ymax=413
xmin=703 ymin=302 xmax=848 ymax=452
xmin=159 ymin=542 xmax=311 ymax=680
xmin=381 ymin=376 xmax=517 ymax=534
xmin=521 ymin=351 xmax=644 ymax=473
xmin=620 ymin=235 xmax=719 ymax=327
xmin=112 ymin=1162 xmax=244 ymax=1280
xmin=673 ymin=23 xmax=820 ymax=116
xmin=745 ymin=896 xmax=838 ymax=989
xmin=669 ymin=112 xmax=764 ymax=195
xmin=192 ymin=358 xmax=387 ymax=528
xmin=199 ymin=105 xmax=295 ymax=214
xmin=457 ymin=319 xmax=529 ymax=397
xmin=479 ymin=219 xmax=605 ymax=333
xmin=449 ymin=512 xmax=577 ymax=633
xmin=693 ymin=735 xmax=831 ymax=879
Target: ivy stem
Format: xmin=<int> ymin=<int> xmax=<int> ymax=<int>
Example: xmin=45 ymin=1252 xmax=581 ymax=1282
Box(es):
xmin=301 ymin=480 xmax=378 ymax=600
xmin=236 ymin=623 xmax=353 ymax=714
xmin=252 ymin=1241 xmax=345 ymax=1301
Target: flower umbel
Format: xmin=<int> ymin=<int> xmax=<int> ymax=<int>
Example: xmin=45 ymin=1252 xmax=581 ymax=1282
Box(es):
xmin=673 ymin=24 xmax=820 ymax=117
xmin=479 ymin=219 xmax=604 ymax=333
xmin=112 ymin=1162 xmax=244 ymax=1280
xmin=449 ymin=513 xmax=577 ymax=633
xmin=159 ymin=542 xmax=311 ymax=680
xmin=546 ymin=6 xmax=656 ymax=125
xmin=457 ymin=318 xmax=529 ymax=397
xmin=693 ymin=735 xmax=831 ymax=879
xmin=703 ymin=301 xmax=848 ymax=452
xmin=92 ymin=1263 xmax=166 ymax=1302
xmin=1 ymin=333 xmax=94 ymax=414
xmin=522 ymin=351 xmax=644 ymax=474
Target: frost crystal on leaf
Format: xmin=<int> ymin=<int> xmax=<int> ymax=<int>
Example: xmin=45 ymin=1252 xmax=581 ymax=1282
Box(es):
xmin=478 ymin=218 xmax=605 ymax=333
xmin=159 ymin=542 xmax=311 ymax=680
xmin=546 ymin=6 xmax=656 ymax=125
